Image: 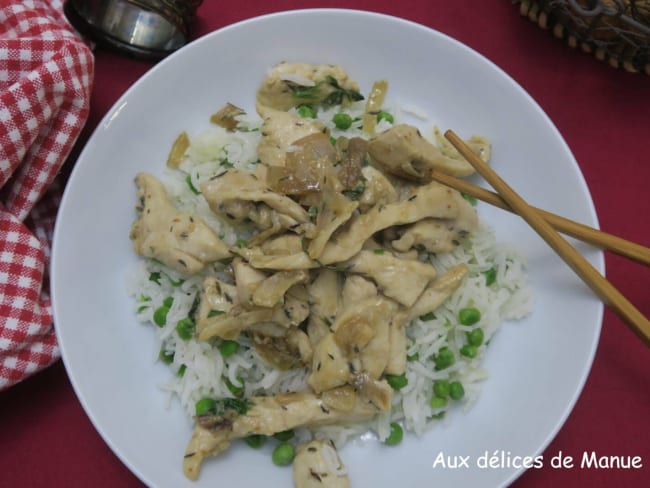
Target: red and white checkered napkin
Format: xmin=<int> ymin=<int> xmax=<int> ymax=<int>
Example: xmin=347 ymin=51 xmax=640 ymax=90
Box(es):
xmin=0 ymin=0 xmax=93 ymax=390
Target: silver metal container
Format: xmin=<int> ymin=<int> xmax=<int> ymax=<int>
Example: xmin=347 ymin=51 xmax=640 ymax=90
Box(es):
xmin=64 ymin=0 xmax=202 ymax=60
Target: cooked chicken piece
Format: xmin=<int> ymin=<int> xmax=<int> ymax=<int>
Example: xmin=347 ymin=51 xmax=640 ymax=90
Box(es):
xmin=202 ymin=169 xmax=310 ymax=224
xmin=384 ymin=313 xmax=408 ymax=376
xmin=358 ymin=165 xmax=399 ymax=211
xmin=251 ymin=269 xmax=309 ymax=308
xmin=197 ymin=279 xmax=310 ymax=341
xmin=267 ymin=133 xmax=339 ymax=195
xmin=198 ymin=305 xmax=274 ymax=340
xmin=406 ymin=264 xmax=469 ymax=322
xmin=367 ymin=124 xmax=488 ymax=179
xmin=351 ymin=374 xmax=393 ymax=411
xmin=433 ymin=126 xmax=491 ymax=163
xmin=183 ymin=391 xmax=379 ymax=480
xmin=244 ymin=250 xmax=319 ymax=270
xmin=335 ymin=137 xmax=367 ymax=190
xmin=195 ymin=277 xmax=237 ymax=335
xmin=383 ymin=264 xmax=469 ymax=375
xmin=293 ymin=439 xmax=350 ymax=488
xmin=232 ymin=257 xmax=267 ymax=306
xmin=253 ymin=326 xmax=312 ymax=369
xmin=307 ymin=270 xmax=342 ymax=346
xmin=340 ymin=275 xmax=377 ymax=309
xmin=256 ymin=62 xmax=361 ymax=111
xmin=209 ymin=102 xmax=245 ymax=131
xmin=343 ymin=250 xmax=437 ymax=307
xmin=257 ymin=105 xmax=327 ymax=167
xmin=330 ymin=296 xmax=397 ymax=380
xmin=318 ymin=182 xmax=462 ymax=264
xmin=307 ymin=187 xmax=359 ymax=259
xmin=321 ymin=385 xmax=357 ymax=413
xmin=308 ymin=332 xmax=351 ymax=392
xmin=130 ymin=173 xmax=231 ymax=275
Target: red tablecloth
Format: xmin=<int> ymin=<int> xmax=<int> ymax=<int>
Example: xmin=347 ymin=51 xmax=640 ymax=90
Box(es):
xmin=1 ymin=1 xmax=648 ymax=486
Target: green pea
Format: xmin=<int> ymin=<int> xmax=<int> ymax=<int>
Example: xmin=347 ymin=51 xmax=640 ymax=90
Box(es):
xmin=467 ymin=328 xmax=484 ymax=347
xmin=482 ymin=267 xmax=497 ymax=286
xmin=153 ymin=306 xmax=170 ymax=327
xmin=225 ymin=377 xmax=244 ymax=397
xmin=219 ymin=340 xmax=240 ymax=358
xmin=384 ymin=422 xmax=403 ymax=446
xmin=449 ymin=380 xmax=465 ymax=400
xmin=377 ymin=111 xmax=394 ymax=124
xmin=458 ymin=307 xmax=481 ymax=326
xmin=297 ymin=104 xmax=317 ymax=118
xmin=430 ymin=396 xmax=448 ymax=410
xmin=460 ymin=344 xmax=478 ymax=358
xmin=406 ymin=352 xmax=420 ymax=362
xmin=159 ymin=349 xmax=174 ymax=364
xmin=273 ymin=430 xmax=295 ymax=442
xmin=245 ymin=434 xmax=266 ymax=448
xmin=176 ymin=317 xmax=195 ymax=340
xmin=434 ymin=347 xmax=455 ymax=371
xmin=272 ymin=443 xmax=295 ymax=466
xmin=385 ymin=373 xmax=408 ymax=391
xmin=432 ymin=379 xmax=450 ymax=398
xmin=332 ymin=113 xmax=352 ymax=130
xmin=195 ymin=397 xmax=216 ymax=415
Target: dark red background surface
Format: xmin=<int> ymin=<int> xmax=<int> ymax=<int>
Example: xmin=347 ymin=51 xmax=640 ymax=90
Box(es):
xmin=1 ymin=1 xmax=648 ymax=487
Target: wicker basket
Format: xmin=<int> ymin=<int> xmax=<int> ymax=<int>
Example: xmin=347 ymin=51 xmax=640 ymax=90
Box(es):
xmin=514 ymin=0 xmax=650 ymax=74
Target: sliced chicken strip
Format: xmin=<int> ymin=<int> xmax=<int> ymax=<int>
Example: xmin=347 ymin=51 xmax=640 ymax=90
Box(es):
xmin=307 ymin=269 xmax=342 ymax=346
xmin=385 ymin=264 xmax=469 ymax=375
xmin=201 ymin=169 xmax=310 ymax=224
xmin=183 ymin=392 xmax=379 ymax=480
xmin=257 ymin=105 xmax=327 ymax=167
xmin=343 ymin=250 xmax=438 ymax=307
xmin=293 ymin=439 xmax=350 ymax=488
xmin=130 ymin=173 xmax=231 ymax=275
xmin=367 ymin=124 xmax=489 ymax=179
xmin=256 ymin=62 xmax=361 ymax=111
xmin=318 ymin=182 xmax=461 ymax=264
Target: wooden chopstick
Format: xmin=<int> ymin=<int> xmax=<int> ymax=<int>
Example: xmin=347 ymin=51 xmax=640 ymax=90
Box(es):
xmin=428 ymin=169 xmax=650 ymax=266
xmin=444 ymin=129 xmax=650 ymax=347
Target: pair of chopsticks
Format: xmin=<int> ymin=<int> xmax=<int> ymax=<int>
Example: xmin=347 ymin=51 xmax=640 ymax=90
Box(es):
xmin=439 ymin=130 xmax=650 ymax=347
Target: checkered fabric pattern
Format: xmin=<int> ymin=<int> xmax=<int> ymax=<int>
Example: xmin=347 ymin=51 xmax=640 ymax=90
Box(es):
xmin=0 ymin=0 xmax=93 ymax=390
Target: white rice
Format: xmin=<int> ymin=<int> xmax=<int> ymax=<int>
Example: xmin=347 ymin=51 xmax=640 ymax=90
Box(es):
xmin=127 ymin=99 xmax=532 ymax=449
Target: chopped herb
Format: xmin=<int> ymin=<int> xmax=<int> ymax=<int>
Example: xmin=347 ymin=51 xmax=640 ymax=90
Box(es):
xmin=373 ymin=248 xmax=385 ymax=255
xmin=377 ymin=111 xmax=394 ymax=123
xmin=308 ymin=206 xmax=319 ymax=217
xmin=482 ymin=267 xmax=497 ymax=286
xmin=407 ymin=352 xmax=420 ymax=362
xmin=185 ymin=174 xmax=201 ymax=195
xmin=236 ymin=239 xmax=248 ymax=248
xmin=208 ymin=309 xmax=226 ymax=318
xmin=342 ymin=180 xmax=365 ymax=201
xmin=461 ymin=192 xmax=478 ymax=206
xmin=225 ymin=376 xmax=245 ymax=397
xmin=163 ymin=296 xmax=174 ymax=308
xmin=177 ymin=364 xmax=187 ymax=377
xmin=221 ymin=160 xmax=235 ymax=168
xmin=194 ymin=397 xmax=252 ymax=416
xmin=419 ymin=312 xmax=435 ymax=321
xmin=322 ymin=75 xmax=364 ymax=106
xmin=149 ymin=271 xmax=162 ymax=285
xmin=273 ymin=429 xmax=295 ymax=442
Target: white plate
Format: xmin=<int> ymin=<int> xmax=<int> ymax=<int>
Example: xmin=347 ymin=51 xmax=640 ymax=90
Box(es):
xmin=52 ymin=9 xmax=603 ymax=488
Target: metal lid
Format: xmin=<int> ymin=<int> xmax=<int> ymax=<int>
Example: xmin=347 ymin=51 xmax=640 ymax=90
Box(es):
xmin=64 ymin=0 xmax=202 ymax=60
